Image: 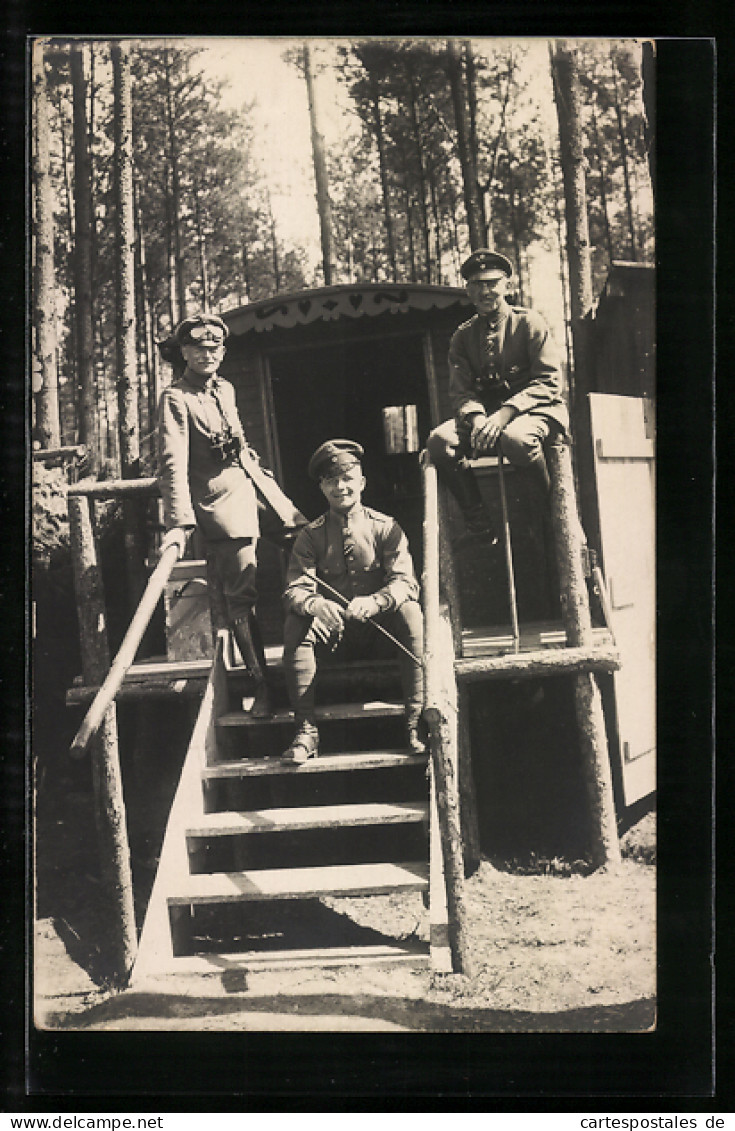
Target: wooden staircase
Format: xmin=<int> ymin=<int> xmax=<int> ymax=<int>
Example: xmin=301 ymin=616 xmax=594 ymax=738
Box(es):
xmin=130 ymin=633 xmax=447 ymax=986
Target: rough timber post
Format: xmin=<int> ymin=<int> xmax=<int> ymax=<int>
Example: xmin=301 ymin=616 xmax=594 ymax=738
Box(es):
xmin=547 ymin=436 xmax=621 ymax=869
xmin=422 ymin=454 xmax=474 ymax=975
xmin=436 ymin=479 xmax=481 ymax=868
xmin=68 ymin=493 xmax=137 ymax=983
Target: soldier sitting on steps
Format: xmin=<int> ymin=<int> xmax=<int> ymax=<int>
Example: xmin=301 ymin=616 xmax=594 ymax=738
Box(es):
xmin=281 ymin=439 xmax=426 ymax=764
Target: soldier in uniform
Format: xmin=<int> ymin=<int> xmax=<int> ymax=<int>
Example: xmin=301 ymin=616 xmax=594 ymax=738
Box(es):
xmin=280 ymin=440 xmax=425 ymax=764
xmin=157 ymin=313 xmax=306 ymax=717
xmin=427 ymin=250 xmax=569 ymax=542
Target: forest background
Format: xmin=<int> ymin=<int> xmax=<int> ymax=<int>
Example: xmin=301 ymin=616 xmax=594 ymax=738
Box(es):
xmin=31 ymin=36 xmax=654 ymax=492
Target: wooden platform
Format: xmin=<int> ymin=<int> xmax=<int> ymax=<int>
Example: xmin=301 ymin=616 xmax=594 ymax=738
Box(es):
xmin=186 ymin=801 xmax=429 ymax=838
xmin=168 ymin=861 xmax=430 ymax=905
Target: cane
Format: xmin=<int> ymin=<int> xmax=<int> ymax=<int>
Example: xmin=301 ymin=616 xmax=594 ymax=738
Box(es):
xmin=496 ymin=448 xmax=521 ymax=653
xmin=313 ymin=575 xmax=422 ymax=667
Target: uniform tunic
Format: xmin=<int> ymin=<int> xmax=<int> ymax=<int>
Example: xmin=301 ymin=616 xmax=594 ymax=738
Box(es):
xmin=448 ymin=303 xmax=569 ymax=436
xmin=283 ymin=505 xmax=420 ymax=615
xmin=157 ymin=372 xmax=259 ymax=541
xmin=282 ymin=505 xmax=423 ymax=724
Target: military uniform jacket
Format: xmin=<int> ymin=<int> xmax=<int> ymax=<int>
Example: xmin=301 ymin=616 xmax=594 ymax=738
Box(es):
xmin=448 ymin=303 xmax=569 ymax=433
xmin=283 ymin=506 xmax=420 ymax=617
xmin=157 ymin=372 xmax=259 ymax=541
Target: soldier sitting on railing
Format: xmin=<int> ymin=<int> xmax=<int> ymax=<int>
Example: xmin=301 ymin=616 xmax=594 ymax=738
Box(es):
xmin=427 ymin=250 xmax=569 ymax=547
xmin=281 ymin=440 xmax=425 ymax=764
xmin=156 ymin=313 xmax=307 ymax=717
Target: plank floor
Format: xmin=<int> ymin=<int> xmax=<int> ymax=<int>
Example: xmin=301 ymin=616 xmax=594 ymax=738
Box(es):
xmin=168 ymin=861 xmax=430 ymax=904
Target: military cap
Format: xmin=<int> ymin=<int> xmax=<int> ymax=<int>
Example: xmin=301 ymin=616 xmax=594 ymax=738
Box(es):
xmin=175 ymin=312 xmax=229 ymax=346
xmin=308 ymin=439 xmax=364 ymax=481
xmin=460 ymin=249 xmax=513 ymax=281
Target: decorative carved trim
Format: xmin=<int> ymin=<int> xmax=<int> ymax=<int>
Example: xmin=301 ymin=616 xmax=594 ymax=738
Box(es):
xmin=225 ymin=284 xmax=472 ymax=336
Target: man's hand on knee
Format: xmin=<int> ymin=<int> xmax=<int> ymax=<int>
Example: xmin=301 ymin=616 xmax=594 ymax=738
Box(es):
xmin=305 ymin=596 xmax=345 ymax=635
xmin=345 ymin=595 xmax=381 ymax=622
xmin=472 ymin=406 xmax=517 ymax=454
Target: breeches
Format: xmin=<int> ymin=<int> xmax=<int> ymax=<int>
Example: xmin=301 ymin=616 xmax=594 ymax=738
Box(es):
xmin=207 ymin=537 xmax=258 ymax=624
xmin=283 ymin=600 xmax=424 ymax=722
xmin=427 ymin=414 xmax=553 ymax=469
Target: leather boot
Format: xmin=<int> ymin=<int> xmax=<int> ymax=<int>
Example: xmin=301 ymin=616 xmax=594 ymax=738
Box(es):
xmin=231 ymin=613 xmax=273 ymax=718
xmin=405 ymin=706 xmax=428 ymax=755
xmin=439 ymin=462 xmax=498 ymax=547
xmin=282 ymin=720 xmax=320 ymax=764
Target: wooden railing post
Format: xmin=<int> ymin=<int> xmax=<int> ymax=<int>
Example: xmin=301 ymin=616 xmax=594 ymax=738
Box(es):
xmin=422 ymin=454 xmax=474 ymax=976
xmin=547 ymin=436 xmax=621 ymax=869
xmin=68 ymin=493 xmax=137 ymax=983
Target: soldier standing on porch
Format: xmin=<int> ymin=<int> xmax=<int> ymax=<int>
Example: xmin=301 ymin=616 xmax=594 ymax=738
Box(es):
xmin=427 ymin=250 xmax=569 ymax=544
xmin=280 ymin=440 xmax=425 ymax=764
xmin=157 ymin=312 xmax=307 ymax=717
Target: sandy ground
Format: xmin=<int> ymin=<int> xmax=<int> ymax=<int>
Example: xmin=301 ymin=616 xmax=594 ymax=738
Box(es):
xmin=34 ymin=814 xmax=655 ymax=1033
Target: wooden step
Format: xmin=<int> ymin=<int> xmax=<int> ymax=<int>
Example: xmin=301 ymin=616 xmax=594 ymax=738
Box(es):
xmin=186 ymin=801 xmax=429 ymax=839
xmin=137 ymin=941 xmax=428 ymax=978
xmin=217 ymin=701 xmax=407 ymax=727
xmin=167 ymin=861 xmax=429 ymax=905
xmin=202 ymin=749 xmax=427 ymax=780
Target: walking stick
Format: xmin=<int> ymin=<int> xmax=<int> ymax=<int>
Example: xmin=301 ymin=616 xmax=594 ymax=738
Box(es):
xmin=313 ymin=575 xmax=422 ymax=667
xmin=496 ymin=449 xmax=521 ymax=653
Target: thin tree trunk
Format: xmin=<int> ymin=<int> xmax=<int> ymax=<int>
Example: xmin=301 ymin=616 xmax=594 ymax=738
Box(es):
xmin=405 ymin=66 xmax=432 ymax=281
xmin=550 ymin=42 xmax=593 ymax=330
xmin=428 ymin=161 xmax=443 ymax=284
xmin=267 ymin=193 xmax=281 ymax=292
xmin=194 ymin=182 xmax=210 ymax=309
xmin=303 ymin=44 xmax=334 ymax=286
xmin=641 ymin=41 xmax=656 ymax=200
xmin=398 ymin=152 xmax=417 ymax=283
xmin=590 ymin=105 xmax=614 ymax=262
xmin=370 ymin=79 xmax=398 ymax=282
xmin=70 ymin=42 xmax=99 ymax=473
xmin=112 ymin=41 xmax=139 ymax=480
xmin=609 ymin=47 xmax=637 ymax=261
xmin=447 ymin=39 xmax=486 ymax=251
xmin=507 ymin=163 xmax=525 ymax=304
xmin=134 ymin=179 xmax=158 ymax=434
xmin=551 ymin=155 xmax=574 ymax=380
xmin=163 ymin=45 xmax=186 ymax=320
xmin=241 ymin=239 xmax=251 ymax=300
xmin=32 ymin=43 xmax=61 ymax=449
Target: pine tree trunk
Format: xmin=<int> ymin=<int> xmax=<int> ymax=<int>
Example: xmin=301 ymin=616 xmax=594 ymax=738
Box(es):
xmin=112 ymin=40 xmax=139 ymax=479
xmin=550 ymin=42 xmax=593 ymax=324
xmin=405 ymin=67 xmax=432 ymax=281
xmin=267 ymin=193 xmax=281 ymax=292
xmin=194 ymin=183 xmax=210 ymax=309
xmin=32 ymin=43 xmax=61 ymax=449
xmin=590 ymin=106 xmax=614 ymax=262
xmin=609 ymin=48 xmax=638 ymax=261
xmin=550 ymin=40 xmax=594 ymax=416
xmin=447 ymin=39 xmax=486 ymax=251
xmin=163 ymin=45 xmax=187 ymax=320
xmin=303 ymin=44 xmax=334 ymax=286
xmin=70 ymin=43 xmax=99 ymax=473
xmin=370 ymin=80 xmax=398 ymax=281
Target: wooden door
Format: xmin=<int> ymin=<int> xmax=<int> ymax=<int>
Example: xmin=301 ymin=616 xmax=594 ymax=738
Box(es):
xmin=589 ymin=394 xmax=656 ymax=806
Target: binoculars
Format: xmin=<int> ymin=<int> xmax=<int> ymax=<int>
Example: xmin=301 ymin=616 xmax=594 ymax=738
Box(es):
xmin=210 ymin=430 xmax=242 ymax=464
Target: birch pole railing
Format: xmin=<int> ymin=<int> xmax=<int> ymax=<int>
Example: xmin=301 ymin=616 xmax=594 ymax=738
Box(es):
xmin=421 ymin=452 xmax=473 ymax=976
xmin=66 ymin=476 xmax=166 ymax=984
xmin=547 ymin=437 xmax=621 ymax=869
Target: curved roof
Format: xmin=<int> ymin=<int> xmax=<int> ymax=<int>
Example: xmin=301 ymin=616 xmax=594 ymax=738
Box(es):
xmin=223 ymin=282 xmax=472 ymax=336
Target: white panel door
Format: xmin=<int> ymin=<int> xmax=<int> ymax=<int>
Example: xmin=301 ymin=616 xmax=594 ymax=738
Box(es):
xmin=588 ymin=394 xmax=656 ymax=806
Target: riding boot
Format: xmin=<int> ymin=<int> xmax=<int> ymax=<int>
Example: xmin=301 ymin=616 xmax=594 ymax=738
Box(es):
xmin=437 ymin=460 xmax=497 ymax=546
xmin=231 ymin=611 xmax=273 ymax=717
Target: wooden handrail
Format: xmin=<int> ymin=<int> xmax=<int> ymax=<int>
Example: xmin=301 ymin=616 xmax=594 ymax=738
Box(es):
xmin=70 ymin=540 xmax=182 ymax=756
xmin=68 ymin=476 xmax=160 ymax=498
xmin=420 ymin=451 xmax=473 ymax=976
